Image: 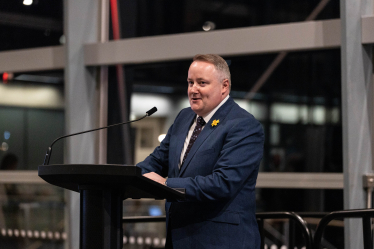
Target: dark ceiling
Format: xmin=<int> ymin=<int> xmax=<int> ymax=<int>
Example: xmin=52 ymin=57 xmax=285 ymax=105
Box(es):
xmin=0 ymin=0 xmax=341 ymax=104
xmin=0 ymin=0 xmax=63 ymax=51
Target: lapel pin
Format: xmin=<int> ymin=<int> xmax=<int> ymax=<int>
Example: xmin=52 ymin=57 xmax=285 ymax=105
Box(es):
xmin=211 ymin=119 xmax=220 ymax=127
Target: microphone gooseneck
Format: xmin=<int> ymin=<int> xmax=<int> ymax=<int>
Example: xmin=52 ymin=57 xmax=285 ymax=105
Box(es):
xmin=43 ymin=107 xmax=158 ymax=165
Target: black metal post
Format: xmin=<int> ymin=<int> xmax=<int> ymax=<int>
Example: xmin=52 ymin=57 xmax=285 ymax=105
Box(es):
xmin=288 ymin=219 xmax=295 ymax=249
xmin=256 ymin=218 xmax=265 ymax=249
xmin=80 ymin=187 xmax=123 ymax=249
xmin=362 ymin=216 xmax=373 ymax=249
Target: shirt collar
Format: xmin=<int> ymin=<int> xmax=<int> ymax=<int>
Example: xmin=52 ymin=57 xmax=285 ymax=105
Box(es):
xmin=199 ymin=95 xmax=230 ymax=124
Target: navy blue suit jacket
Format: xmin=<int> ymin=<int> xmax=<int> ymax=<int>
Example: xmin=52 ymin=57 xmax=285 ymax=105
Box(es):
xmin=137 ymin=97 xmax=264 ymax=249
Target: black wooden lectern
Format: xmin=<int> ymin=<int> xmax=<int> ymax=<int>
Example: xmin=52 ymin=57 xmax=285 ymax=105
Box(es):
xmin=38 ymin=164 xmax=184 ymax=249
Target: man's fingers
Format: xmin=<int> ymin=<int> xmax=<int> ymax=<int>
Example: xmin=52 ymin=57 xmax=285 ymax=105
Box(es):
xmin=143 ymin=172 xmax=165 ymax=184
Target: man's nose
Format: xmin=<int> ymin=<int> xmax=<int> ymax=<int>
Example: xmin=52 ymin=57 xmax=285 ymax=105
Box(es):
xmin=190 ymin=83 xmax=199 ymax=92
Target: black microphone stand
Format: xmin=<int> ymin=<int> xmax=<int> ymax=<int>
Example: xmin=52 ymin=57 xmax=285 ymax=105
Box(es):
xmin=43 ymin=107 xmax=157 ymax=165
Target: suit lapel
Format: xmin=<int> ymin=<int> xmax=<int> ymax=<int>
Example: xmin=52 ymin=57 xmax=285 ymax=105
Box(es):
xmin=179 ymin=98 xmax=235 ymax=176
xmin=172 ymin=111 xmax=195 ymax=177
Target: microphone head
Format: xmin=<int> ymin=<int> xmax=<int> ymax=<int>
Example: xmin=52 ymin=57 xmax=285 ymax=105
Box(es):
xmin=146 ymin=107 xmax=157 ymax=116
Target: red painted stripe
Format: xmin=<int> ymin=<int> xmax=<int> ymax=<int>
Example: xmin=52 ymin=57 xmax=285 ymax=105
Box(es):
xmin=110 ymin=0 xmax=120 ymax=40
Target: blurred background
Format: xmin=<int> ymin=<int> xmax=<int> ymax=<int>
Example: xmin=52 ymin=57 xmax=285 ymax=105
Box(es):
xmin=0 ymin=0 xmax=359 ymax=248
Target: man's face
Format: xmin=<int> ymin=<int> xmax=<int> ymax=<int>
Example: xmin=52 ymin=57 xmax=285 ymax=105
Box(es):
xmin=187 ymin=61 xmax=229 ymax=117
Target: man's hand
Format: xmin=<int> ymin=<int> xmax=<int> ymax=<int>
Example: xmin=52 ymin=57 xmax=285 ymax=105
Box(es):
xmin=143 ymin=172 xmax=166 ymax=185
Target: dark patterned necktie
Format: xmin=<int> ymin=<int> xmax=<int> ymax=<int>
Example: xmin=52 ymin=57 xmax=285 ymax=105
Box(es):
xmin=181 ymin=116 xmax=206 ymax=165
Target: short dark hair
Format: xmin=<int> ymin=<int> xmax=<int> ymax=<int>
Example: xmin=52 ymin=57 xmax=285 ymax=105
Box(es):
xmin=193 ymin=54 xmax=231 ymax=87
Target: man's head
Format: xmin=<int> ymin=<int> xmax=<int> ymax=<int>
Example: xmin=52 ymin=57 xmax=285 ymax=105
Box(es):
xmin=187 ymin=54 xmax=231 ymax=117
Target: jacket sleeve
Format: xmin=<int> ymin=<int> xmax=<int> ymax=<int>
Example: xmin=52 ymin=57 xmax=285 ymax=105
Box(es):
xmin=166 ymin=117 xmax=264 ymax=202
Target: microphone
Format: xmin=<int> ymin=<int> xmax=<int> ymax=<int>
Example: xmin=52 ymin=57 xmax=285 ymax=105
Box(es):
xmin=146 ymin=107 xmax=157 ymax=116
xmin=43 ymin=107 xmax=158 ymax=165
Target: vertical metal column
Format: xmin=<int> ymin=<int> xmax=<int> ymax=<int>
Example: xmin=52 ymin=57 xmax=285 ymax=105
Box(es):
xmin=98 ymin=0 xmax=110 ymax=164
xmin=340 ymin=0 xmax=373 ymax=248
xmin=64 ymin=0 xmax=101 ymax=248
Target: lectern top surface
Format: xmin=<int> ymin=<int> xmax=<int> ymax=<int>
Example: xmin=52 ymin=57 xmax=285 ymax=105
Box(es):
xmin=38 ymin=164 xmax=184 ymax=200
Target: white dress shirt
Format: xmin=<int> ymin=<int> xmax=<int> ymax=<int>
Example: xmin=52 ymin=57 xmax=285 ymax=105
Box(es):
xmin=178 ymin=95 xmax=230 ymax=168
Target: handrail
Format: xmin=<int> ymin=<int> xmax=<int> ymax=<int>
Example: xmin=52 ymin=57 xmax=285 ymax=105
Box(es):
xmin=256 ymin=212 xmax=313 ymax=249
xmin=314 ymin=208 xmax=374 ymax=249
xmin=297 ymin=212 xmax=330 ymax=218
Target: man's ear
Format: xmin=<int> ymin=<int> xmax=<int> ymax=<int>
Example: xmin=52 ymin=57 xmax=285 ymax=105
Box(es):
xmin=222 ymin=79 xmax=230 ymax=94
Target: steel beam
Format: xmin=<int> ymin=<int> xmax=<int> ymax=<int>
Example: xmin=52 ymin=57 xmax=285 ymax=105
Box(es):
xmin=84 ymin=19 xmax=341 ymax=66
xmin=1 ymin=16 xmax=374 ymax=74
xmin=0 ymin=46 xmax=64 ymax=73
xmin=362 ymin=16 xmax=374 ymax=44
xmin=256 ymin=173 xmax=343 ymax=189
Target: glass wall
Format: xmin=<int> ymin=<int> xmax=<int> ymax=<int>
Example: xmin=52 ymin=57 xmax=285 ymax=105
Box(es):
xmin=0 ymin=80 xmax=65 ymax=169
xmin=0 ymin=1 xmax=66 ymax=247
xmin=0 ymin=106 xmax=64 ymax=169
xmin=107 ymin=48 xmax=343 ymax=247
xmin=106 ymin=1 xmax=343 ymax=239
xmin=115 ymin=0 xmax=339 ymax=39
xmin=0 ymin=183 xmax=65 ymax=249
xmin=0 ymin=0 xmax=347 ymax=248
xmin=0 ymin=78 xmax=65 ymax=248
xmin=109 ymin=49 xmax=342 ymax=174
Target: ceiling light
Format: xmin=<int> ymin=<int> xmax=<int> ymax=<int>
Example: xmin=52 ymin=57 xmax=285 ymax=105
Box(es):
xmin=23 ymin=0 xmax=33 ymax=5
xmin=202 ymin=21 xmax=216 ymax=32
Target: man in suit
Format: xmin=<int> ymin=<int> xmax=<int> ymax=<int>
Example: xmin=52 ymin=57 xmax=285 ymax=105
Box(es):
xmin=137 ymin=54 xmax=264 ymax=249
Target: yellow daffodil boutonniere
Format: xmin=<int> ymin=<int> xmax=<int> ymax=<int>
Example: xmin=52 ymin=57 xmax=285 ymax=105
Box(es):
xmin=211 ymin=119 xmax=219 ymax=127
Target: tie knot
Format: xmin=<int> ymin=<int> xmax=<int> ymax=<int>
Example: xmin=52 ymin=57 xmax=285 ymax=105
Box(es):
xmin=197 ymin=116 xmax=206 ymax=126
